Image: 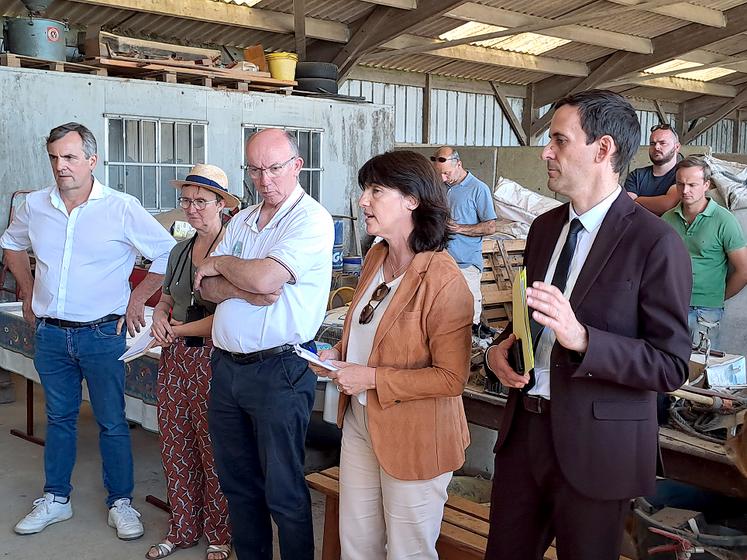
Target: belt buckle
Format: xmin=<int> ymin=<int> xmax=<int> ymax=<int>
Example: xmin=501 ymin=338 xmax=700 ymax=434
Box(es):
xmin=523 ymin=396 xmax=546 ymax=414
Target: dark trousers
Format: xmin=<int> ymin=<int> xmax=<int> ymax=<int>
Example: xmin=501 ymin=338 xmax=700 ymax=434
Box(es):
xmin=485 ymin=403 xmax=628 ymax=560
xmin=208 ymin=349 xmax=316 ymax=560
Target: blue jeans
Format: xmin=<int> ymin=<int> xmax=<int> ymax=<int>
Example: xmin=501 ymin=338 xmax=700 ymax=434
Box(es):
xmin=34 ymin=318 xmax=133 ymax=507
xmin=208 ymin=349 xmax=315 ymax=560
xmin=688 ymin=306 xmax=724 ymax=351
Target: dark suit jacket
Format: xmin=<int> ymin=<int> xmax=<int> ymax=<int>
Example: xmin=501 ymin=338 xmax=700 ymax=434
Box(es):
xmin=488 ymin=190 xmax=692 ymax=501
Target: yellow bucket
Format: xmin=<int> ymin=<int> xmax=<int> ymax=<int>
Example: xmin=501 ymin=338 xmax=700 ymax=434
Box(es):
xmin=265 ymin=52 xmax=298 ymax=81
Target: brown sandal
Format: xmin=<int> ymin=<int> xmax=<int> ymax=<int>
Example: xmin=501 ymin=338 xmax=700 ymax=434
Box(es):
xmin=145 ymin=542 xmax=175 ymax=559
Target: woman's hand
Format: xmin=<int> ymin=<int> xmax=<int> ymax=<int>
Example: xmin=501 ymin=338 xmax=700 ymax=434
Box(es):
xmin=327 ymin=361 xmax=376 ymax=395
xmin=309 ymin=347 xmax=341 ymax=377
xmin=151 ymin=307 xmax=175 ymax=346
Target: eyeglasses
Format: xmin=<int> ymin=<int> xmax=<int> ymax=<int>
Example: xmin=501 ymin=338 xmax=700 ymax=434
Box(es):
xmin=247 ymin=156 xmax=297 ymax=178
xmin=430 ymin=156 xmax=458 ymax=163
xmin=358 ymin=282 xmax=391 ymax=325
xmin=178 ymin=197 xmax=219 ymax=210
xmin=651 ymin=123 xmax=673 ymax=132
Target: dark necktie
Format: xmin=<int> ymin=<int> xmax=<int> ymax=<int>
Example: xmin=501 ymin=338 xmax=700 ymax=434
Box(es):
xmin=529 ymin=218 xmax=585 ymax=352
xmin=524 ymin=218 xmax=584 ymax=392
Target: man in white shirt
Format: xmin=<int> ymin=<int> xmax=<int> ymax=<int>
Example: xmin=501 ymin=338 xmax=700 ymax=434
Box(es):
xmin=1 ymin=122 xmax=175 ymax=540
xmin=196 ymin=128 xmax=333 ymax=560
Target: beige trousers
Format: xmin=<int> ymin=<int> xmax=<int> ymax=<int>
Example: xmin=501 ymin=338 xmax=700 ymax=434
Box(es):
xmin=461 ymin=265 xmax=482 ymax=324
xmin=339 ymin=399 xmax=452 ymax=560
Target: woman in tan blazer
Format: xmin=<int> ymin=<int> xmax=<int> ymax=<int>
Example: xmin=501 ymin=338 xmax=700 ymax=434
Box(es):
xmin=318 ymin=150 xmax=473 ymax=560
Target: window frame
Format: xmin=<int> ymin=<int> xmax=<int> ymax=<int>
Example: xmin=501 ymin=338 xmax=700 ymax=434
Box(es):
xmin=241 ymin=124 xmax=324 ymax=205
xmin=104 ymin=114 xmax=208 ymax=212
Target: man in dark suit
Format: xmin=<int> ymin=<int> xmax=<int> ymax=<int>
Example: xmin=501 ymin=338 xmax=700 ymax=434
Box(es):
xmin=484 ymin=90 xmax=692 ymax=560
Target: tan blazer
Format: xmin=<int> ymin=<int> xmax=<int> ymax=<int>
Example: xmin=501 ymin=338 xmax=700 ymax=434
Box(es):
xmin=334 ymin=242 xmax=473 ymax=480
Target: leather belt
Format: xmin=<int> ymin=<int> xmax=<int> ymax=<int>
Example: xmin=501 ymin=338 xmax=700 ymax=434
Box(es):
xmin=219 ymin=344 xmax=298 ymax=365
xmin=522 ymin=395 xmax=550 ymax=414
xmin=43 ymin=314 xmax=122 ymax=329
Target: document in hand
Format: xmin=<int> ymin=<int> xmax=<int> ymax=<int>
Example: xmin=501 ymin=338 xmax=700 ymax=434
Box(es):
xmin=293 ymin=344 xmax=338 ymax=371
xmin=118 ymin=328 xmax=157 ymax=362
xmin=512 ymin=268 xmax=535 ymax=372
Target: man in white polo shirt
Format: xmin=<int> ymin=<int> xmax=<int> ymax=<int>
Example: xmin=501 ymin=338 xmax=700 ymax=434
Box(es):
xmin=1 ymin=122 xmax=175 ymax=539
xmin=196 ymin=128 xmax=333 ymax=560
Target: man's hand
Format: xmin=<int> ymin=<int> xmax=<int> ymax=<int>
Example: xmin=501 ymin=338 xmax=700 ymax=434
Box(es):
xmin=119 ymin=296 xmax=147 ymax=337
xmin=485 ymin=334 xmax=530 ymax=389
xmin=21 ymin=297 xmax=35 ymax=326
xmin=194 ymin=256 xmax=222 ymax=292
xmin=447 ymin=219 xmax=463 ymax=234
xmin=326 ymin=360 xmax=376 ymax=395
xmin=251 ymin=288 xmax=283 ymax=306
xmin=526 ymin=282 xmax=588 ymax=353
xmin=627 ymin=191 xmax=638 ymax=200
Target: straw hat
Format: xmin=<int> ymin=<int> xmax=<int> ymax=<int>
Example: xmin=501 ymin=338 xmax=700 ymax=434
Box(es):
xmin=170 ymin=163 xmax=241 ymax=209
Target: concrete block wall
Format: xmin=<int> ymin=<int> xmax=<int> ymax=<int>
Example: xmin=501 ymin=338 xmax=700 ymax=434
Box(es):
xmin=0 ymin=67 xmax=395 ymax=232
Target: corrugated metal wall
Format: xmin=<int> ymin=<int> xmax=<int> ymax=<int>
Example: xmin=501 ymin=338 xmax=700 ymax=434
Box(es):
xmin=690 ymin=118 xmax=734 ymax=153
xmin=340 ymin=80 xmax=423 ymax=143
xmin=741 ymin=121 xmax=747 ymax=154
xmin=341 ymin=80 xmax=745 ymax=153
xmin=341 ymin=79 xmax=523 ymax=146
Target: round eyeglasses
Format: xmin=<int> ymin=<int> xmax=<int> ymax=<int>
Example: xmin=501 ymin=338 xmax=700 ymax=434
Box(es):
xmin=178 ymin=197 xmax=219 ymax=210
xmin=246 ymin=156 xmax=297 ymax=178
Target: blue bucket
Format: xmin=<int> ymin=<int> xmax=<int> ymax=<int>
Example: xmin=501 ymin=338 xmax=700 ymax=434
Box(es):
xmin=332 ymin=244 xmax=344 ymax=271
xmin=333 ymin=219 xmax=344 ymax=247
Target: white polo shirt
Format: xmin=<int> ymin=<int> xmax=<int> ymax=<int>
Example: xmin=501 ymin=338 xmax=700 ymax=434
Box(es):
xmin=0 ymin=179 xmax=175 ymax=321
xmin=211 ymin=185 xmax=334 ymax=353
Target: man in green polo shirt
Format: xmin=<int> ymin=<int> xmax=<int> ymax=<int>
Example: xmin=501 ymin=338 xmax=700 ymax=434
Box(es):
xmin=662 ymin=155 xmax=747 ymax=350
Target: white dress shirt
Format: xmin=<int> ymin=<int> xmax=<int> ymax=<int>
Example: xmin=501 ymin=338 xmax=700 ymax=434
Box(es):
xmin=211 ymin=185 xmax=334 ymax=353
xmin=529 ymin=187 xmax=621 ymax=399
xmin=0 ymin=179 xmax=175 ymax=321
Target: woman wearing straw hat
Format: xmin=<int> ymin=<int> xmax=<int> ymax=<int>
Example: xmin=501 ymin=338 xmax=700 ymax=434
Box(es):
xmin=146 ymin=164 xmax=239 ymax=560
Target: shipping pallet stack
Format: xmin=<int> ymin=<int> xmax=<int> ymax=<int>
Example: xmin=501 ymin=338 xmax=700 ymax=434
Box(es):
xmin=0 ymin=52 xmax=106 ymax=75
xmin=480 ymin=238 xmax=526 ymax=331
xmin=84 ymin=55 xmax=296 ymax=94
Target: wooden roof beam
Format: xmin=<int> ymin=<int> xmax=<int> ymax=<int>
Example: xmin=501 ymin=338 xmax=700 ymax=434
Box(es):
xmin=533 ymin=2 xmax=747 ymax=107
xmin=603 ymin=75 xmax=737 ymax=97
xmin=332 ymin=0 xmax=466 ymax=80
xmin=359 ymin=0 xmax=417 ymax=8
xmin=683 ymin=86 xmax=747 ymax=143
xmin=376 ymin=34 xmax=589 ymax=77
xmin=69 ymin=0 xmax=350 ymax=42
xmin=446 ymin=2 xmax=653 ymax=54
xmin=607 ymin=0 xmax=726 ymax=27
xmin=362 ymin=0 xmax=684 ymax=61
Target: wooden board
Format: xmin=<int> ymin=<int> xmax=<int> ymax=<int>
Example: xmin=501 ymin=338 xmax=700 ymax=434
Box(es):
xmin=480 ymin=238 xmax=526 ymax=329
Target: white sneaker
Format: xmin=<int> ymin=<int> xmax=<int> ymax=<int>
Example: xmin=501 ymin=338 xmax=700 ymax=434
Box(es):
xmin=107 ymin=498 xmax=143 ymax=540
xmin=14 ymin=493 xmax=73 ymax=534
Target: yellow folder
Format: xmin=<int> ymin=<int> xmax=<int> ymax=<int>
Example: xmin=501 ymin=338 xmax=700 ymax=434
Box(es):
xmin=512 ymin=268 xmax=535 ymax=371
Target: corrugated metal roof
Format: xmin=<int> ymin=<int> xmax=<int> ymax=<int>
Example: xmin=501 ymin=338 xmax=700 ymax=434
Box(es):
xmin=0 ymin=0 xmax=744 ymax=104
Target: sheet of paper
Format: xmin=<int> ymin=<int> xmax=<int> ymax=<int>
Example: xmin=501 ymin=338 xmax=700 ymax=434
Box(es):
xmin=294 ymin=344 xmax=338 ymax=371
xmin=512 ymin=267 xmax=535 ymax=371
xmin=119 ymin=328 xmax=156 ymax=362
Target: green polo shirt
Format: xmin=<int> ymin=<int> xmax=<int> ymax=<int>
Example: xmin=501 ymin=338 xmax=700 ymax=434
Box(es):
xmin=662 ymin=198 xmax=746 ymax=308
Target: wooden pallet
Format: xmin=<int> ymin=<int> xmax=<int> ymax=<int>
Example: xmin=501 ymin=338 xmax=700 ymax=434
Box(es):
xmin=86 ymin=56 xmax=295 ymax=94
xmin=480 ymin=238 xmax=526 ymax=330
xmin=0 ymin=53 xmax=106 ymax=76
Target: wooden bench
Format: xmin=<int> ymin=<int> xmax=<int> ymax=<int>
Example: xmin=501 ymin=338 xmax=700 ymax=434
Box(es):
xmin=307 ymin=467 xmax=633 ymax=560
